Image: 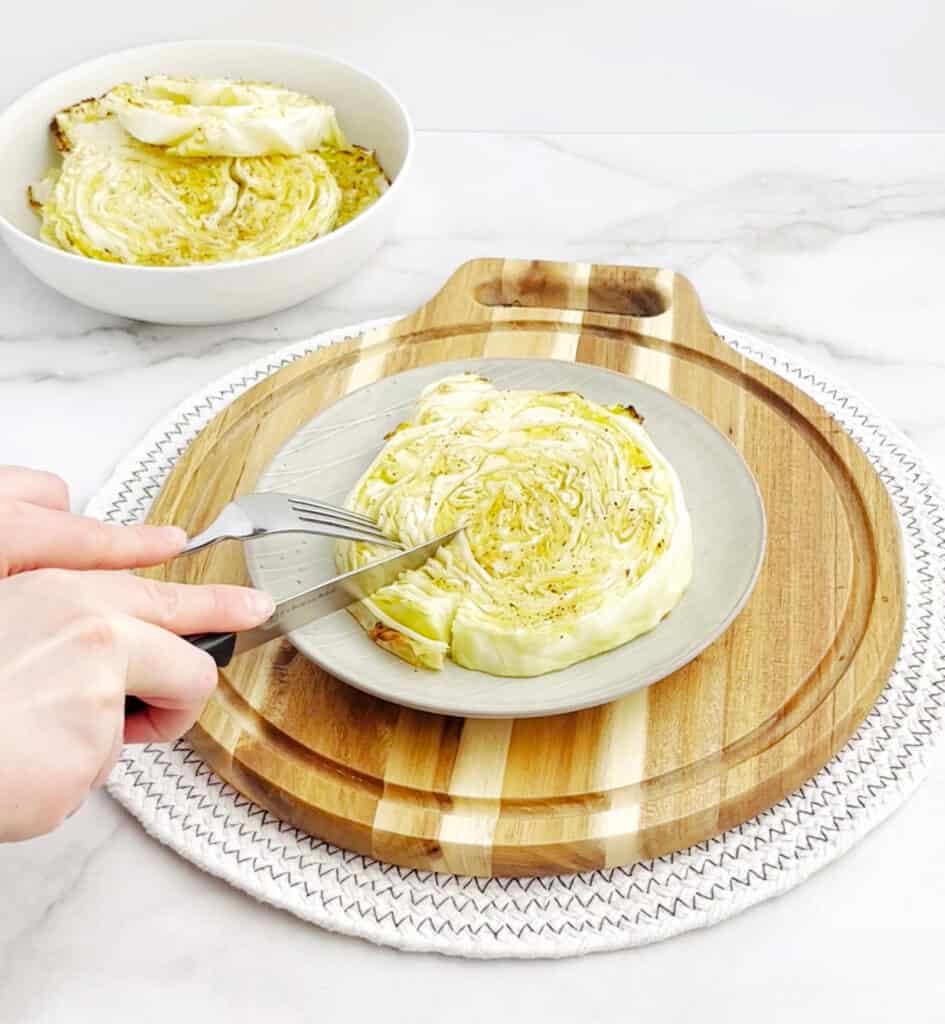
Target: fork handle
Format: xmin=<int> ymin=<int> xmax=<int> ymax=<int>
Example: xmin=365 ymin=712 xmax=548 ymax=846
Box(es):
xmin=124 ymin=632 xmax=237 ymax=716
xmin=178 ymin=503 xmax=255 ymax=555
xmin=179 ymin=530 xmax=254 ymax=556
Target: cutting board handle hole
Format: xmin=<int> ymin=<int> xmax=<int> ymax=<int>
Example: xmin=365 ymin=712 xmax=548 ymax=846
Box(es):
xmin=474 ymin=273 xmax=670 ymax=319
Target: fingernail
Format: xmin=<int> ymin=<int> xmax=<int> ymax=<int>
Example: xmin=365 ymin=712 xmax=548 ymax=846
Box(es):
xmin=160 ymin=526 xmax=188 ymax=546
xmin=246 ymin=590 xmax=274 ymax=619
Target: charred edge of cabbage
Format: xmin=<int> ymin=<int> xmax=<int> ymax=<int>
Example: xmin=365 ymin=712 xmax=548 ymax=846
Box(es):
xmin=624 ymin=403 xmax=645 ymax=423
xmin=347 ymin=603 xmax=444 ymax=671
xmin=50 ymin=96 xmax=109 ymax=152
xmin=383 ymin=421 xmax=412 ymax=441
xmin=367 ymin=621 xmax=444 ymax=670
xmin=347 ymin=143 xmax=391 ymax=185
xmin=50 ymin=115 xmax=69 ymax=152
xmin=608 ymin=402 xmax=645 ymax=423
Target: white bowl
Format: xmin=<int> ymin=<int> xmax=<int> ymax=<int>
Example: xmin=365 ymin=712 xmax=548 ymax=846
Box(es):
xmin=0 ymin=41 xmax=413 ymax=324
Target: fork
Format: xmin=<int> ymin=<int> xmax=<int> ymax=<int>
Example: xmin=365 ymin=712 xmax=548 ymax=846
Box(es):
xmin=177 ymin=492 xmax=403 ymax=555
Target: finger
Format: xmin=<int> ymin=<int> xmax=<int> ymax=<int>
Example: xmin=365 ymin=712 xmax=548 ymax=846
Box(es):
xmin=116 ymin=617 xmax=220 ymax=744
xmin=78 ymin=571 xmax=274 ymax=634
xmin=124 ymin=704 xmax=202 ymax=745
xmin=0 ymin=500 xmax=187 ymax=574
xmin=0 ymin=466 xmax=69 ymax=510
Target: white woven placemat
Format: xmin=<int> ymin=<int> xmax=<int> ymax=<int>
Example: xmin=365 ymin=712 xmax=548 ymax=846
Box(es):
xmin=91 ymin=318 xmax=945 ymax=959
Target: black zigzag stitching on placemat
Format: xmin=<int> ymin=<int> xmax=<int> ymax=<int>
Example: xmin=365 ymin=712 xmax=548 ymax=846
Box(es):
xmin=103 ymin=327 xmax=945 ymax=951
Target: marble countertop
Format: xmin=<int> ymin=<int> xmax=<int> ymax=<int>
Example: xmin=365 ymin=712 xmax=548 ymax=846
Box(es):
xmin=2 ymin=41 xmax=945 ymax=1024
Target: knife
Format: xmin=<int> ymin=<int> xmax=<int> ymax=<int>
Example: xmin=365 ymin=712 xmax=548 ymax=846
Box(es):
xmin=124 ymin=527 xmax=461 ymax=715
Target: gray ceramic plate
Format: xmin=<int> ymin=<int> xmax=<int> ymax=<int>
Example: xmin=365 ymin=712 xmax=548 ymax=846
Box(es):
xmin=246 ymin=358 xmax=766 ymax=718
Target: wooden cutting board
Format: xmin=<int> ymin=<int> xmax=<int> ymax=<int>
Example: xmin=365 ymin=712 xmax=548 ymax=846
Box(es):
xmin=142 ymin=259 xmax=904 ymax=877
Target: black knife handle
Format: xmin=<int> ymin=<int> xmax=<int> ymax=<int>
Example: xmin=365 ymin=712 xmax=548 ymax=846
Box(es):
xmin=183 ymin=631 xmax=238 ymax=667
xmin=124 ymin=632 xmax=237 ymax=716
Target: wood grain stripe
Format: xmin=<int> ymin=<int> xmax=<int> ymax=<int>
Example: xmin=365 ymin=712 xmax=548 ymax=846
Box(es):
xmin=438 ymin=719 xmax=515 ymax=875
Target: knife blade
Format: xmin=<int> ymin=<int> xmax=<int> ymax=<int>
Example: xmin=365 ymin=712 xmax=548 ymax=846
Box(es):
xmin=222 ymin=525 xmax=462 ymax=663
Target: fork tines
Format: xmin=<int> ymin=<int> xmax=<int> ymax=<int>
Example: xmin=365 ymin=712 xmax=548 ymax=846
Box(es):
xmin=288 ymin=496 xmax=398 ymax=547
